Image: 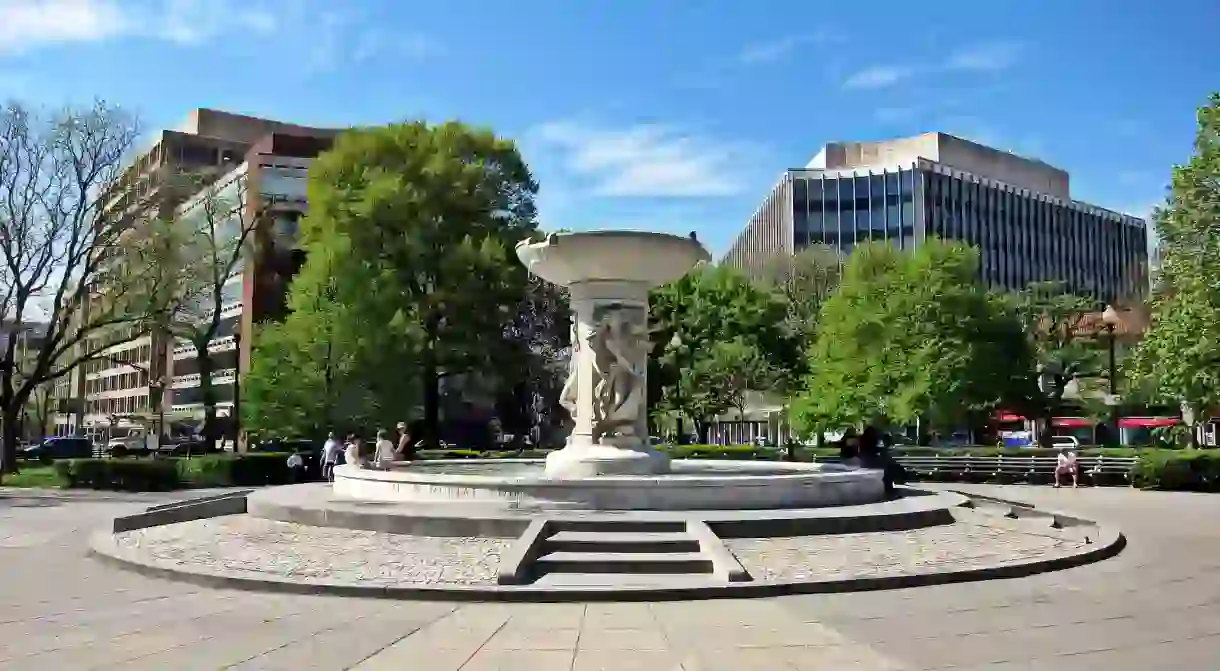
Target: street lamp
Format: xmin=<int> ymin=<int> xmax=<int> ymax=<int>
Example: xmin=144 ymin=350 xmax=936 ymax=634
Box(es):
xmin=668 ymin=333 xmax=684 ymax=445
xmin=232 ymin=321 xmax=242 ymax=452
xmin=1101 ymin=305 xmax=1121 ymax=445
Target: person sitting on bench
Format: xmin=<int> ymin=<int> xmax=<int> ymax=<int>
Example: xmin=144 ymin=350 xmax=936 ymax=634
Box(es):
xmin=1054 ymin=445 xmax=1079 ymax=488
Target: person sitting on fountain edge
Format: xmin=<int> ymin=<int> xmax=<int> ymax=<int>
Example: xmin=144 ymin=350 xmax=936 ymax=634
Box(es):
xmin=859 ymin=426 xmax=903 ymax=498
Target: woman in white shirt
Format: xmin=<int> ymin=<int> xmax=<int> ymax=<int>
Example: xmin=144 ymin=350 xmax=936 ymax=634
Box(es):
xmin=345 ymin=437 xmax=367 ymax=470
xmin=1054 ymin=446 xmax=1078 ymax=488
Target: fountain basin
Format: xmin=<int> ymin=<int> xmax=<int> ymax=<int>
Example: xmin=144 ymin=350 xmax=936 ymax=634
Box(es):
xmin=514 ymin=230 xmax=710 ymax=288
xmin=332 ymin=460 xmax=886 ymax=511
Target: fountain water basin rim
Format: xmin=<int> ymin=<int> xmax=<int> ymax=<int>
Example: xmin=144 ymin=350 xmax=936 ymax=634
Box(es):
xmin=332 ymin=459 xmax=887 ymax=511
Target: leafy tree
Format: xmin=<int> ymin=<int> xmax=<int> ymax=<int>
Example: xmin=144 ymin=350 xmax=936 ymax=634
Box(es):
xmin=1125 ymin=93 xmax=1220 ymax=446
xmin=791 ymin=240 xmax=1036 ymax=439
xmin=760 ymin=245 xmax=843 ymax=359
xmin=1011 ymin=281 xmax=1107 ymax=445
xmin=649 ymin=264 xmax=796 ymax=442
xmin=492 ymin=275 xmax=570 ymax=445
xmin=293 ymin=121 xmax=538 ymax=445
xmin=0 ymin=101 xmax=184 ymax=476
xmin=242 ymin=232 xmax=420 ymax=438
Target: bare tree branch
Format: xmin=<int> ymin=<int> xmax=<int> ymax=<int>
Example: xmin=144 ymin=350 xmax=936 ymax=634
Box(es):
xmin=0 ymin=100 xmax=189 ymax=473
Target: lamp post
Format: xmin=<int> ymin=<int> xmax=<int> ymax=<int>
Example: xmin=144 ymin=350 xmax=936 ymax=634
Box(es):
xmin=232 ymin=322 xmax=242 ymax=452
xmin=668 ymin=333 xmax=685 ymax=445
xmin=1101 ymin=305 xmax=1121 ymax=446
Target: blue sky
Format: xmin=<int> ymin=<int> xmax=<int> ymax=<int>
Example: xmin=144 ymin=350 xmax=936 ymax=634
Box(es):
xmin=2 ymin=0 xmax=1216 ymax=255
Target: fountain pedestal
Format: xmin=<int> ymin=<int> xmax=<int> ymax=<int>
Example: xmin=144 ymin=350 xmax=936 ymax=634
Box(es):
xmin=515 ymin=232 xmax=710 ymax=479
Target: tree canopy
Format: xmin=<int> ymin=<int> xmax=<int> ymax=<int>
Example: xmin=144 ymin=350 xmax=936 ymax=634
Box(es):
xmin=649 ymin=263 xmax=796 ymax=440
xmin=243 ymin=120 xmax=541 ymax=443
xmin=790 ymin=239 xmax=1036 ymax=437
xmin=1125 ymin=93 xmax=1220 ymax=437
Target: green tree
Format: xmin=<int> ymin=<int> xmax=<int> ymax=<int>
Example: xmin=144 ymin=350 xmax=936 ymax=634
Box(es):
xmin=791 ymin=240 xmax=1036 ymax=439
xmin=1011 ymin=281 xmax=1106 ymax=446
xmin=1125 ymin=93 xmax=1220 ymax=446
xmin=649 ymin=264 xmax=796 ymax=442
xmin=492 ymin=275 xmax=570 ymax=445
xmin=242 ymin=231 xmax=420 ymax=438
xmin=760 ymin=245 xmax=843 ymax=359
xmin=297 ymin=121 xmax=539 ymax=445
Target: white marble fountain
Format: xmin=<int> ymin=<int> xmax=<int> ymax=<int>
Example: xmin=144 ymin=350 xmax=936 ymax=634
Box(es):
xmin=332 ymin=230 xmax=885 ymax=510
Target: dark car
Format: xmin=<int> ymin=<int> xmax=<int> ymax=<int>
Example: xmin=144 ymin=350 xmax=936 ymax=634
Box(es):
xmin=22 ymin=437 xmax=95 ymax=462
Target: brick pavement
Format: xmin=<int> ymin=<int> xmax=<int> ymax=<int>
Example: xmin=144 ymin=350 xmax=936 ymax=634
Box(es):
xmin=1 ymin=485 xmax=1218 ymax=670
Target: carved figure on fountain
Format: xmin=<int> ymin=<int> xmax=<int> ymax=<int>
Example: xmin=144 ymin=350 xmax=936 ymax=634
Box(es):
xmin=558 ymin=321 xmax=580 ymax=419
xmin=589 ymin=303 xmax=648 ymax=443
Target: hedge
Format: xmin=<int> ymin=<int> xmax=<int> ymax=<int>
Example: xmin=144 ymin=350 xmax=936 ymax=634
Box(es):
xmin=55 ymin=458 xmax=183 ymax=491
xmin=1131 ymin=450 xmax=1220 ymax=492
xmin=51 ymin=453 xmax=294 ymax=491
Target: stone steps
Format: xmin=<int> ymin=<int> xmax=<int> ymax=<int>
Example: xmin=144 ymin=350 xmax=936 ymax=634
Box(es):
xmin=543 ymin=530 xmax=701 ymax=554
xmin=534 ymin=551 xmax=714 ymax=574
xmin=532 ymin=572 xmax=720 ymax=588
xmin=516 ymin=519 xmax=737 ymax=586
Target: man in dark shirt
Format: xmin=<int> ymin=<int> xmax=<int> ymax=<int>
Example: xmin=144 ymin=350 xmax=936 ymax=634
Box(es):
xmin=395 ymin=422 xmax=417 ymax=460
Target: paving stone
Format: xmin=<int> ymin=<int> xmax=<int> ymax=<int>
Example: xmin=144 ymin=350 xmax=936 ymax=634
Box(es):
xmin=112 ymin=515 xmax=512 ymax=586
xmin=724 ymin=520 xmax=1085 ymax=583
xmin=2 ymin=485 xmax=1220 ymax=670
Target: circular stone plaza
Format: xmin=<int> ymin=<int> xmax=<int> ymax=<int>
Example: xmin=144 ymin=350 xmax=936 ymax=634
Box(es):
xmin=5 ymin=232 xmax=1218 ymax=670
xmin=2 ymin=484 xmax=1218 ymax=670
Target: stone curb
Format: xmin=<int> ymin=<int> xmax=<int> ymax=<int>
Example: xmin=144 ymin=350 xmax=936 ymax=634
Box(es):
xmin=113 ymin=491 xmax=252 ymax=533
xmin=87 ymin=520 xmax=1125 ymax=603
xmin=246 ymin=485 xmax=968 ymax=538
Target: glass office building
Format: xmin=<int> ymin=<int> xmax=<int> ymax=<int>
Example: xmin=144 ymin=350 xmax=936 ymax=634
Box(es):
xmin=725 ymin=134 xmax=1148 ymax=303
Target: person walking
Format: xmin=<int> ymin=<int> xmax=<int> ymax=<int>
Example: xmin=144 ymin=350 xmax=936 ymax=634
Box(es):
xmin=321 ymin=432 xmax=342 ymax=482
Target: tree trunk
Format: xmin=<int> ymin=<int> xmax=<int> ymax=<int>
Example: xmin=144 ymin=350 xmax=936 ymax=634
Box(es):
xmin=198 ymin=349 xmax=220 ymax=450
xmin=1 ymin=404 xmax=20 ymax=476
xmin=421 ymin=315 xmax=440 ymax=449
xmin=695 ymin=420 xmax=710 ymax=445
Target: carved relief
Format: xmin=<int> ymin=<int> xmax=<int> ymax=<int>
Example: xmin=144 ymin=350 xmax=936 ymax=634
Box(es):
xmin=559 ymin=322 xmax=580 ymax=419
xmin=589 ymin=303 xmax=647 ymax=442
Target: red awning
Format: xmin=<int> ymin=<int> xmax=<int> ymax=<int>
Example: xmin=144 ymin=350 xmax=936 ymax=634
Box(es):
xmin=1052 ymin=417 xmax=1094 ymax=428
xmin=1119 ymin=417 xmax=1179 ymax=429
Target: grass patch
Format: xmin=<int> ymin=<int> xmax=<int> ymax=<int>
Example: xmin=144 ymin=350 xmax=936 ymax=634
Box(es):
xmin=2 ymin=466 xmax=66 ymax=488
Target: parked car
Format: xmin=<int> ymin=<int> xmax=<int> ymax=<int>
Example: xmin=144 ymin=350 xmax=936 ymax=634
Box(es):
xmin=106 ymin=431 xmax=153 ymax=457
xmin=1052 ymin=435 xmax=1081 ymax=449
xmin=21 ymin=436 xmax=95 ymax=462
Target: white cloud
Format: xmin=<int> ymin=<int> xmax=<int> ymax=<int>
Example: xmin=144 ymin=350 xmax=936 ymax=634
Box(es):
xmin=738 ymin=30 xmax=838 ymax=65
xmin=946 ymin=41 xmax=1022 ymax=72
xmin=843 ymin=65 xmax=915 ymax=90
xmin=0 ymin=0 xmax=278 ymax=53
xmin=0 ymin=0 xmax=127 ymax=51
xmin=842 ymin=41 xmax=1021 ymax=91
xmin=528 ymin=120 xmax=758 ymax=198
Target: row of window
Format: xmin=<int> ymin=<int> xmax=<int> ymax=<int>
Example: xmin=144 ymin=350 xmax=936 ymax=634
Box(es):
xmin=83 ymin=343 xmax=153 ymax=375
xmin=792 ymin=170 xmax=916 ymax=245
xmin=783 ymin=167 xmax=1146 ymax=301
xmin=86 ymin=370 xmax=150 ymax=395
xmin=921 ymin=170 xmax=1144 ymax=300
xmin=87 ymin=394 xmax=149 ymax=416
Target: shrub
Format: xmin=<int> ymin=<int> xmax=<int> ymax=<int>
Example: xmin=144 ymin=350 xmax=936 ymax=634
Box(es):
xmin=177 ymin=453 xmax=294 ymax=487
xmin=56 ymin=458 xmax=182 ymax=491
xmin=1131 ymin=450 xmax=1220 ymax=492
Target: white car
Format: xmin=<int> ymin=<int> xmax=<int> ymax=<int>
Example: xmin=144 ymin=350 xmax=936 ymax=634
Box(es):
xmin=1051 ymin=435 xmax=1081 ymax=449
